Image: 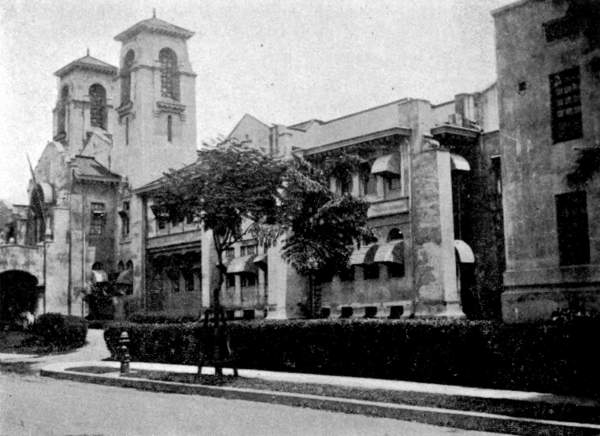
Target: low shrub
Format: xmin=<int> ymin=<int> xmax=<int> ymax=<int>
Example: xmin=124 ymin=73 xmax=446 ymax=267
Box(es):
xmin=34 ymin=313 xmax=88 ymax=349
xmin=104 ymin=318 xmax=600 ymax=397
xmin=127 ymin=312 xmax=198 ymax=324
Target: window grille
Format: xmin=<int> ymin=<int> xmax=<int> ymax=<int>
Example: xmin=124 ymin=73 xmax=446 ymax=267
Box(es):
xmin=90 ymin=202 xmax=106 ymax=236
xmin=89 ymin=84 xmax=106 ymax=129
xmin=550 ymin=67 xmax=582 ymax=143
xmin=556 ymin=191 xmax=590 ymax=266
xmin=159 ymin=48 xmax=179 ymax=100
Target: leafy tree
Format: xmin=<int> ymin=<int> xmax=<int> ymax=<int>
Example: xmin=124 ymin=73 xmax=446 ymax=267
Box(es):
xmin=277 ymin=156 xmax=371 ymax=317
xmin=154 ymin=140 xmax=286 ymax=313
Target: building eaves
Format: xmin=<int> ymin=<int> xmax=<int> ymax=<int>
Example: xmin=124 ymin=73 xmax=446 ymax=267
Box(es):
xmin=491 ymin=0 xmax=534 ymax=17
xmin=115 ymin=17 xmax=194 ymax=42
xmin=54 ymin=55 xmax=118 ymax=78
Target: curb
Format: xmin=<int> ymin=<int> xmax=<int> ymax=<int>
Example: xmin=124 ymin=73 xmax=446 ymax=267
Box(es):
xmin=40 ymin=365 xmax=600 ymax=436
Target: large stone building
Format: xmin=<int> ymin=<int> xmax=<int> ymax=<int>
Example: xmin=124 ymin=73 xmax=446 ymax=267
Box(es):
xmin=1 ymin=0 xmax=596 ymax=323
xmin=493 ymin=0 xmax=600 ymax=322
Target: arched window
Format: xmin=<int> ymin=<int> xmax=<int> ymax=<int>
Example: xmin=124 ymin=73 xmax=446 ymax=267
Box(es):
xmin=159 ymin=48 xmax=179 ymax=100
xmin=57 ymin=86 xmax=69 ymax=135
xmin=117 ymin=261 xmax=125 ymax=272
xmin=126 ymin=260 xmax=133 ymax=271
xmin=387 ymin=228 xmax=404 ymax=242
xmin=167 ymin=115 xmax=173 ymax=142
xmin=121 ymin=50 xmax=135 ymax=106
xmin=92 ymin=262 xmax=104 ymax=271
xmin=89 ymin=84 xmax=106 ymax=129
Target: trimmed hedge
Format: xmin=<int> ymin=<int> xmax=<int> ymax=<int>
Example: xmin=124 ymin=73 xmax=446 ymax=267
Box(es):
xmin=104 ymin=318 xmax=600 ymax=397
xmin=34 ymin=313 xmax=88 ymax=349
xmin=127 ymin=312 xmax=198 ymax=324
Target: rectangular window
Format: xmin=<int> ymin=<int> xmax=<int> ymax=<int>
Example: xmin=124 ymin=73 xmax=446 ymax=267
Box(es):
xmin=167 ymin=269 xmax=180 ymax=293
xmin=387 ymin=263 xmax=405 ymax=278
xmin=120 ymin=201 xmax=130 ymax=238
xmin=225 ymin=247 xmax=235 ymax=262
xmin=361 ymin=173 xmax=377 ymax=196
xmin=241 ymin=274 xmax=256 ymax=287
xmin=183 ymin=269 xmax=194 ymax=292
xmin=363 ymin=264 xmax=380 ymax=280
xmin=491 ymin=157 xmax=502 ymax=196
xmin=240 ymin=244 xmax=257 ymax=257
xmin=386 ymin=175 xmax=402 ymax=192
xmin=550 ymin=67 xmax=582 ymax=143
xmin=544 ymin=16 xmax=579 ymax=43
xmin=90 ymin=202 xmax=106 ymax=236
xmin=339 ymin=266 xmax=354 ymax=282
xmin=338 ymin=176 xmax=353 ymax=195
xmin=556 ymin=191 xmax=590 ymax=266
xmin=226 ymin=274 xmax=236 ymax=288
xmin=125 ymin=117 xmax=129 ymax=145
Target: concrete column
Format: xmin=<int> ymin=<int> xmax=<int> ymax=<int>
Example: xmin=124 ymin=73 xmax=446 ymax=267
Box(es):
xmin=412 ymin=140 xmax=464 ymax=317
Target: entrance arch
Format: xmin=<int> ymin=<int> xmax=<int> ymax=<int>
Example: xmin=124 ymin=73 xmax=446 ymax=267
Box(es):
xmin=0 ymin=270 xmax=40 ymax=321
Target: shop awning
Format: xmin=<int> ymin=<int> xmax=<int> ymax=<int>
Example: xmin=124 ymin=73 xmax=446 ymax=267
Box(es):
xmin=455 ymin=240 xmax=475 ymax=263
xmin=116 ymin=269 xmax=133 ymax=286
xmin=90 ymin=270 xmax=108 ymax=283
xmin=450 ymin=153 xmax=470 ymax=171
xmin=373 ymin=241 xmax=404 ymax=264
xmin=253 ymin=253 xmax=268 ymax=268
xmin=349 ymin=244 xmax=378 ymax=266
xmin=371 ymin=154 xmax=401 ymax=175
xmin=227 ymin=255 xmax=258 ymax=274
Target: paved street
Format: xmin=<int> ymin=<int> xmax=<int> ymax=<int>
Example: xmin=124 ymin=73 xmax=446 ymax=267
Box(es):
xmin=0 ymin=372 xmax=506 ymax=436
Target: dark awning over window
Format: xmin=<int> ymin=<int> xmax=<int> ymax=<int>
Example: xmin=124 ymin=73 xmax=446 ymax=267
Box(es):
xmin=371 ymin=154 xmax=401 ymax=175
xmin=227 ymin=255 xmax=258 ymax=274
xmin=349 ymin=244 xmax=378 ymax=266
xmin=253 ymin=253 xmax=268 ymax=269
xmin=373 ymin=241 xmax=404 ymax=264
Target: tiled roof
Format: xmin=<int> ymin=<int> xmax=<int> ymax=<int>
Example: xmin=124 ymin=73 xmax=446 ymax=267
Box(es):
xmin=115 ymin=17 xmax=194 ymax=42
xmin=71 ymin=156 xmax=121 ymax=183
xmin=54 ymin=55 xmax=117 ymax=78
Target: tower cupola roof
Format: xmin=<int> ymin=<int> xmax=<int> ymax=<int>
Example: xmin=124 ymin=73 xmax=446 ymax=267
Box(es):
xmin=114 ymin=17 xmax=194 ymax=42
xmin=54 ymin=55 xmax=117 ymax=78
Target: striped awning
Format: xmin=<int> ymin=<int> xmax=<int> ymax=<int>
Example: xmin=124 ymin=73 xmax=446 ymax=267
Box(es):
xmin=450 ymin=153 xmax=470 ymax=171
xmin=227 ymin=255 xmax=258 ymax=274
xmin=90 ymin=270 xmax=108 ymax=283
xmin=253 ymin=253 xmax=268 ymax=268
xmin=116 ymin=269 xmax=133 ymax=286
xmin=371 ymin=154 xmax=401 ymax=175
xmin=349 ymin=244 xmax=378 ymax=266
xmin=373 ymin=241 xmax=404 ymax=264
xmin=455 ymin=240 xmax=475 ymax=263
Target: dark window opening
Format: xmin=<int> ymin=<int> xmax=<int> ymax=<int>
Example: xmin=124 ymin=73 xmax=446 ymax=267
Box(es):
xmin=159 ymin=48 xmax=179 ymax=100
xmin=320 ymin=307 xmax=331 ymax=318
xmin=340 ymin=306 xmax=353 ymax=318
xmin=225 ymin=247 xmax=235 ymax=262
xmin=120 ymin=201 xmax=130 ymax=238
xmin=339 ymin=176 xmax=352 ymax=195
xmin=121 ymin=50 xmax=135 ymax=106
xmin=89 ymin=84 xmax=106 ymax=129
xmin=387 ymin=263 xmax=405 ymax=278
xmin=550 ymin=67 xmax=582 ymax=143
xmin=167 ymin=269 xmax=180 ymax=292
xmin=363 ymin=264 xmax=380 ymax=280
xmin=92 ymin=262 xmax=104 ymax=271
xmin=90 ymin=202 xmax=106 ymax=236
xmin=388 ymin=305 xmax=404 ymax=319
xmin=361 ymin=171 xmax=377 ymax=196
xmin=556 ymin=191 xmax=590 ymax=266
xmin=125 ymin=117 xmax=129 ymax=145
xmin=117 ymin=261 xmax=125 ymax=272
xmin=544 ymin=16 xmax=579 ymax=42
xmin=491 ymin=156 xmax=502 ymax=196
xmin=167 ymin=115 xmax=173 ymax=142
xmin=57 ymin=86 xmax=69 ymax=136
xmin=364 ymin=306 xmax=377 ymax=318
xmin=226 ymin=274 xmax=236 ymax=288
xmin=243 ymin=309 xmax=255 ymax=320
xmin=183 ymin=269 xmax=194 ymax=292
xmin=386 ymin=174 xmax=401 ymax=192
xmin=387 ymin=228 xmax=403 ymax=242
xmin=240 ymin=244 xmax=257 ymax=257
xmin=339 ymin=266 xmax=354 ymax=282
xmin=241 ymin=274 xmax=256 ymax=287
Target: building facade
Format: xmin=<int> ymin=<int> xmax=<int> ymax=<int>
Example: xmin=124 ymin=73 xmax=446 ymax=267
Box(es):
xmin=493 ymin=0 xmax=600 ymax=322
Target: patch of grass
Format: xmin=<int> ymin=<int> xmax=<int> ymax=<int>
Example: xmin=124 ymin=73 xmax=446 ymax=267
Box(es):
xmin=65 ymin=366 xmax=600 ymax=424
xmin=0 ymin=361 xmax=36 ymax=375
xmin=67 ymin=366 xmax=120 ymax=374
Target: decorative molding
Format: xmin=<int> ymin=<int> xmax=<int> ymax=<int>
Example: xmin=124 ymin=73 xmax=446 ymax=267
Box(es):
xmin=116 ymin=101 xmax=134 ymax=120
xmin=155 ymin=100 xmax=186 ymax=121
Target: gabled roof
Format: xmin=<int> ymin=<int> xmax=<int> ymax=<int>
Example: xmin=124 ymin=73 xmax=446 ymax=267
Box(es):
xmin=70 ymin=155 xmax=121 ymax=183
xmin=115 ymin=17 xmax=194 ymax=42
xmin=54 ymin=55 xmax=117 ymax=78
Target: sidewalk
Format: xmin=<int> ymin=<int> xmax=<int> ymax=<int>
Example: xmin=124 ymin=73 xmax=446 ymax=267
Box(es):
xmin=40 ymin=359 xmax=600 ymax=436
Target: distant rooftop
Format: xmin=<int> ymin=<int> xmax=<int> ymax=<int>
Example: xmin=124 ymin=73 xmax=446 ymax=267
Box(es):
xmin=54 ymin=54 xmax=117 ymax=78
xmin=70 ymin=155 xmax=121 ymax=183
xmin=115 ymin=16 xmax=194 ymax=42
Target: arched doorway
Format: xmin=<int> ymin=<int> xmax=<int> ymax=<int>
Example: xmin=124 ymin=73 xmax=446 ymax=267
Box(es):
xmin=0 ymin=271 xmax=40 ymax=322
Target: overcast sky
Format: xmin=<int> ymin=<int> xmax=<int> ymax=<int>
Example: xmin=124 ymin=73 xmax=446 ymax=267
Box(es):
xmin=0 ymin=0 xmax=511 ymax=204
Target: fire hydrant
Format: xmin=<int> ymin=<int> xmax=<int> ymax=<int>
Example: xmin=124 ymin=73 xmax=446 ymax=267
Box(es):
xmin=119 ymin=331 xmax=130 ymax=375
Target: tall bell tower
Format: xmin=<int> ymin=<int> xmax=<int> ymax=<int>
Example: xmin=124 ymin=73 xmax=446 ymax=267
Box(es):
xmin=112 ymin=14 xmax=198 ymax=188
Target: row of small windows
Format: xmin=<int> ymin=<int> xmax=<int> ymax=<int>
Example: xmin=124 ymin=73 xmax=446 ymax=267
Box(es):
xmin=120 ymin=47 xmax=179 ymax=106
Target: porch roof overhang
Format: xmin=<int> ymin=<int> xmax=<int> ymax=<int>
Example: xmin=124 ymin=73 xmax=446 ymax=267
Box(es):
xmin=349 ymin=244 xmax=378 ymax=266
xmin=300 ymin=127 xmax=412 ymax=157
xmin=373 ymin=241 xmax=404 ymax=264
xmin=455 ymin=240 xmax=475 ymax=264
xmin=253 ymin=253 xmax=268 ymax=268
xmin=431 ymin=124 xmax=480 ymax=142
xmin=227 ymin=255 xmax=258 ymax=274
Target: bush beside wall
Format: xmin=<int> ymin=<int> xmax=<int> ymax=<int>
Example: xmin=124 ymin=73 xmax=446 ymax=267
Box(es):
xmin=104 ymin=318 xmax=600 ymax=397
xmin=34 ymin=313 xmax=88 ymax=349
